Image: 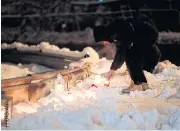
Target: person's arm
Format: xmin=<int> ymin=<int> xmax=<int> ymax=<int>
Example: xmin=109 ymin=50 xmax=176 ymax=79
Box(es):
xmin=110 ymin=43 xmax=127 ymax=70
xmin=106 ymin=42 xmax=127 ymax=80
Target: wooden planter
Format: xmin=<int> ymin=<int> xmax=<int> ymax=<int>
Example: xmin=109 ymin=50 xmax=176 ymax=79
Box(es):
xmin=1 ymin=64 xmax=91 ymax=105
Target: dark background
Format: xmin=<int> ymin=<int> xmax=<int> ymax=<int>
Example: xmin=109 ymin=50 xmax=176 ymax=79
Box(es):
xmin=1 ymin=0 xmax=180 ymax=43
xmin=1 ymin=0 xmax=180 ymax=65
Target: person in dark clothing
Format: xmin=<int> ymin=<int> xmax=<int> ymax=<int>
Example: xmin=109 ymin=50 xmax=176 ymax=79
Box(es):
xmin=93 ymin=15 xmax=161 ymax=93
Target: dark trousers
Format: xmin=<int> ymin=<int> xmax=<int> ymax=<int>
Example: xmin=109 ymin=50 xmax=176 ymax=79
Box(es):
xmin=125 ymin=43 xmax=161 ymax=85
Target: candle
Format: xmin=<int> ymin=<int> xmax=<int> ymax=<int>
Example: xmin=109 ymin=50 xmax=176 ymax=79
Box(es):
xmin=104 ymin=80 xmax=110 ymax=87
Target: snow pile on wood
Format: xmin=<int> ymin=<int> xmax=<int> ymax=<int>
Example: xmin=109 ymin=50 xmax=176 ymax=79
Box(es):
xmin=1 ymin=63 xmax=55 ymax=80
xmin=1 ymin=58 xmax=180 ymax=130
xmin=1 ymin=42 xmax=99 ymax=63
xmin=1 ymin=63 xmax=33 ymax=79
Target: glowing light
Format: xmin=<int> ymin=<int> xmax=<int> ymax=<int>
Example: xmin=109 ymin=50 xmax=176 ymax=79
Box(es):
xmin=104 ymin=80 xmax=110 ymax=87
xmin=94 ymin=75 xmax=102 ymax=82
xmin=93 ymin=74 xmax=110 ymax=87
xmin=98 ymin=0 xmax=103 ymax=2
xmin=102 ymin=41 xmax=110 ymax=45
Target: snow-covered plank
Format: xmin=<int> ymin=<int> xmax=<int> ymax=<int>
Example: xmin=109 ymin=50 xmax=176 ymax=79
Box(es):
xmin=1 ymin=42 xmax=100 ymax=62
xmin=1 ymin=64 xmax=91 ymax=104
xmin=2 ymin=52 xmax=73 ymax=69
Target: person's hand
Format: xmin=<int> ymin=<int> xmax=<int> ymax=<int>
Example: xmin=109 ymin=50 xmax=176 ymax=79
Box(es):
xmin=106 ymin=70 xmax=116 ymax=80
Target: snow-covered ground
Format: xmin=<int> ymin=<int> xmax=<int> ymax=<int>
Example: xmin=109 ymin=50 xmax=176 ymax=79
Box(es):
xmin=1 ymin=56 xmax=180 ymax=130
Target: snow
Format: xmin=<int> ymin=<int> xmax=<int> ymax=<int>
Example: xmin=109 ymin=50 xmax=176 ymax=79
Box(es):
xmin=1 ymin=57 xmax=180 ymax=129
xmin=1 ymin=42 xmax=100 ymax=63
xmin=158 ymin=32 xmax=180 ymax=44
xmin=1 ymin=63 xmax=55 ymax=79
xmin=1 ymin=63 xmax=33 ymax=79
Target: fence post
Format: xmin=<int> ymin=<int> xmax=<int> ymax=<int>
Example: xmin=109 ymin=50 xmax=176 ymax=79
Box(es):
xmin=179 ymin=11 xmax=180 ymax=27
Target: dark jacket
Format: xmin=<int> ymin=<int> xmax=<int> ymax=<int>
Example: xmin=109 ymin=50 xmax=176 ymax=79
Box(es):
xmin=93 ymin=17 xmax=159 ymax=71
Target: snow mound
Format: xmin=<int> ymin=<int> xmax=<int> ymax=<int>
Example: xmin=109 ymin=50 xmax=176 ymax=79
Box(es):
xmin=1 ymin=58 xmax=180 ymax=130
xmin=1 ymin=63 xmax=55 ymax=79
xmin=1 ymin=63 xmax=33 ymax=79
xmin=154 ymin=60 xmax=178 ymax=73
